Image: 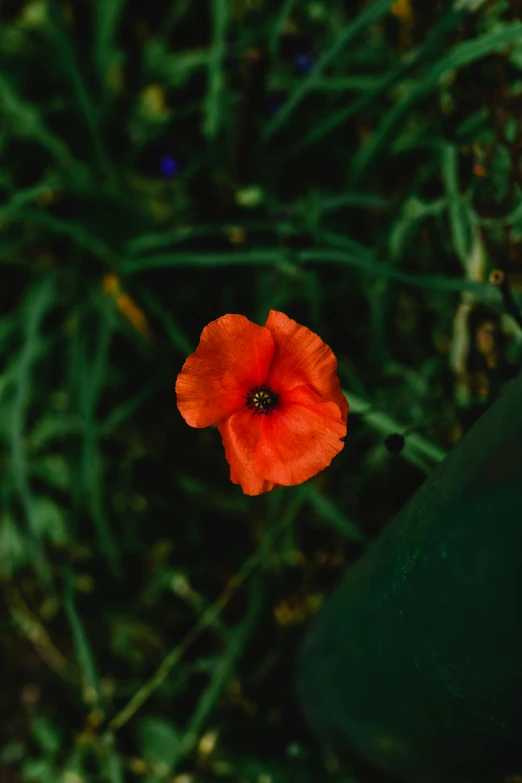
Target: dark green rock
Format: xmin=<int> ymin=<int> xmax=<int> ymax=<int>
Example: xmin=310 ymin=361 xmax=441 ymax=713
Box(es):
xmin=299 ymin=373 xmax=522 ymax=782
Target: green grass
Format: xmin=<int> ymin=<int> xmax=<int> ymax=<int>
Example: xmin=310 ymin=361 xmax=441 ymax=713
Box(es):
xmin=1 ymin=0 xmax=522 ymax=781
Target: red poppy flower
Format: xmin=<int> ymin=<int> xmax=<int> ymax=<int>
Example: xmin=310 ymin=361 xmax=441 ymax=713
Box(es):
xmin=176 ymin=310 xmax=349 ymax=496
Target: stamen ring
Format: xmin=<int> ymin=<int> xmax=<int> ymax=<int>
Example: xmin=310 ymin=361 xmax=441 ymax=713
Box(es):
xmin=243 ymin=383 xmax=279 ymax=415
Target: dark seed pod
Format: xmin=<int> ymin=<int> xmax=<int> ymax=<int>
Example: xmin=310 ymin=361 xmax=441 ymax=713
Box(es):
xmin=384 ymin=433 xmax=405 ymax=454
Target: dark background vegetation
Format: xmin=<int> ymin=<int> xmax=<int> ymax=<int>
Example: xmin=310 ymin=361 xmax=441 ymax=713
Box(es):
xmin=2 ymin=0 xmax=522 ymax=780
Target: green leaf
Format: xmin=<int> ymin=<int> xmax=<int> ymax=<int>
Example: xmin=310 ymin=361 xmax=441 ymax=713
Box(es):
xmin=92 ymin=0 xmax=126 ymax=82
xmin=269 ymin=0 xmax=299 ymax=55
xmin=47 ymin=0 xmax=114 ymax=179
xmin=104 ymin=748 xmax=124 ymax=783
xmin=33 ymin=497 xmax=68 ymax=544
xmin=304 ymin=486 xmax=365 ymax=541
xmin=442 ymin=144 xmax=470 ymax=269
xmin=29 ymin=415 xmax=82 ymax=451
xmin=0 ymin=513 xmax=27 ymax=577
xmin=138 ymin=717 xmax=181 ymax=767
xmin=389 ymin=197 xmax=447 ymax=260
xmin=32 ymin=455 xmax=71 ymax=492
xmin=77 ymin=296 xmax=121 ymax=575
xmin=344 ymin=389 xmax=447 ymax=470
xmin=100 ymin=373 xmax=168 ymax=435
xmin=0 ymin=741 xmax=25 ymax=764
xmin=22 ymin=758 xmax=56 ymax=782
xmin=262 ymin=0 xmax=396 ymax=140
xmin=63 ymin=569 xmax=101 ymax=706
xmin=142 ymin=43 xmax=210 ymax=86
xmin=202 ymin=0 xmax=230 ymax=140
xmin=353 ymin=21 xmax=522 ymax=178
xmin=0 ymin=177 xmax=61 ymax=222
xmin=31 ymin=717 xmax=61 ymax=756
xmin=0 ymin=73 xmax=89 ymax=181
xmin=273 ymin=4 xmax=467 ymax=156
xmin=10 ymin=277 xmax=57 ymax=592
xmin=21 ymin=210 xmax=120 ymax=267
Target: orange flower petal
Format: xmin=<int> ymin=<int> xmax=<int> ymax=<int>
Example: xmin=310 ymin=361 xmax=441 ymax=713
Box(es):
xmin=264 ymin=310 xmax=349 ymax=423
xmin=253 ymin=385 xmax=346 ymax=485
xmin=217 ymin=411 xmax=279 ymax=496
xmin=176 ymin=314 xmax=275 ymax=428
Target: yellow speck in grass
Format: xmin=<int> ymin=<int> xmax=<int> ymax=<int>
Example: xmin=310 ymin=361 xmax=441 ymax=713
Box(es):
xmin=86 ymin=708 xmax=104 ymax=728
xmin=106 ymin=65 xmax=124 ymax=92
xmin=36 ymin=189 xmax=58 ymax=206
xmin=226 ymin=226 xmax=247 ymax=244
xmin=102 ymin=274 xmax=153 ymax=341
xmin=489 ymin=268 xmax=505 ymax=286
xmin=198 ymin=729 xmax=218 ymax=756
xmin=391 ymin=0 xmax=412 ymax=19
xmin=76 ymin=728 xmax=96 ymax=745
xmin=75 ymin=573 xmax=95 ymax=594
xmin=19 ymin=0 xmax=47 ymax=27
xmin=129 ymin=758 xmax=148 ymax=775
xmin=82 ymin=685 xmax=99 ymax=706
xmin=235 ymin=185 xmax=263 ymax=207
xmin=140 ymin=84 xmax=169 ymax=118
xmin=102 ymin=273 xmax=121 ymax=296
xmin=63 ymin=773 xmax=85 ymax=783
xmin=304 ymin=593 xmax=324 ymax=614
xmin=284 ymin=17 xmax=298 ymax=33
xmin=391 ymin=0 xmax=413 ymax=48
xmin=118 ymin=294 xmax=152 ymax=339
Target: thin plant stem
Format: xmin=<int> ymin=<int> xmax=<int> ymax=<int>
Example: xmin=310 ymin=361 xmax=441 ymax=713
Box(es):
xmin=108 ymin=490 xmax=304 ymax=731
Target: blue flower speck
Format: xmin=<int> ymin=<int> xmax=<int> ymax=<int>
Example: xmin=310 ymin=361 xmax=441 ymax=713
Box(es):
xmin=160 ymin=155 xmax=179 ymax=177
xmin=295 ymin=55 xmax=315 ymax=73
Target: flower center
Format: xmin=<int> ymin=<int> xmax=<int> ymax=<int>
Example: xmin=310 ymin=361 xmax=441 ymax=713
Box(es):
xmin=243 ymin=383 xmax=279 ymax=416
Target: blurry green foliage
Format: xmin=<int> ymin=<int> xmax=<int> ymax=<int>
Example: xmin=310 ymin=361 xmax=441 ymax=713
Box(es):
xmin=1 ymin=0 xmax=522 ymax=781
